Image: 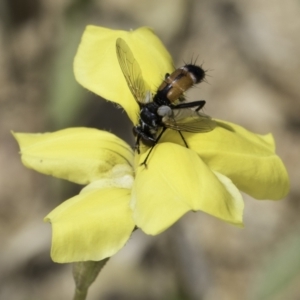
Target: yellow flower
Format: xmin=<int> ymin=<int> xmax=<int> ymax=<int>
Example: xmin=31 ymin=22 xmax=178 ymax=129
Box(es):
xmin=13 ymin=128 xmax=135 ymax=263
xmin=13 ymin=26 xmax=289 ymax=263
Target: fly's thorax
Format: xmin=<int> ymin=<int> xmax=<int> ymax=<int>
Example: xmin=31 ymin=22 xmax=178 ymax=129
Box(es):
xmin=140 ymin=103 xmax=161 ymax=129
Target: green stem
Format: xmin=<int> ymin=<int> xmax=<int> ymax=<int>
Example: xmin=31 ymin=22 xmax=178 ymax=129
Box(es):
xmin=72 ymin=259 xmax=109 ymax=300
xmin=73 ymin=288 xmax=87 ymax=300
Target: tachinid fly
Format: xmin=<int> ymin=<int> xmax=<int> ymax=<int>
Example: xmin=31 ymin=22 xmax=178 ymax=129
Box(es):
xmin=116 ymin=38 xmax=215 ymax=166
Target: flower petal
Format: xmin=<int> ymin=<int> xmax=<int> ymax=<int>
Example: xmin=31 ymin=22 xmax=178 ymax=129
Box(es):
xmin=131 ymin=143 xmax=244 ymax=235
xmin=13 ymin=128 xmax=133 ymax=184
xmin=161 ymin=120 xmax=289 ymax=200
xmin=44 ymin=187 xmax=134 ymax=262
xmin=74 ymin=26 xmax=174 ymax=124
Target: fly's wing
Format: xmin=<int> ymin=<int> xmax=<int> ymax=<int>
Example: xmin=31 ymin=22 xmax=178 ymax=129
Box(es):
xmin=116 ymin=38 xmax=151 ymax=106
xmin=163 ymin=108 xmax=216 ymax=133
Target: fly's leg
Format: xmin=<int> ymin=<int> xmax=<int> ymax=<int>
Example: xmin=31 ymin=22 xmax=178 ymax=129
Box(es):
xmin=195 ymin=101 xmax=205 ymax=112
xmin=169 ymin=100 xmax=207 ymax=148
xmin=178 ymin=131 xmax=188 ymax=148
xmin=133 ymin=126 xmax=142 ymax=154
xmin=170 ymin=100 xmax=206 ymax=111
xmin=140 ymin=127 xmax=167 ymax=168
xmin=135 ymin=135 xmax=141 ymax=154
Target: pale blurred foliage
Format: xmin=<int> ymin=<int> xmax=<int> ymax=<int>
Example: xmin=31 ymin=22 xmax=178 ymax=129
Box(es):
xmin=0 ymin=0 xmax=299 ymax=299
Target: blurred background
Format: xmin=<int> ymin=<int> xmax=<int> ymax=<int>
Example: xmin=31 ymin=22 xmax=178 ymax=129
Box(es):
xmin=0 ymin=0 xmax=299 ymax=299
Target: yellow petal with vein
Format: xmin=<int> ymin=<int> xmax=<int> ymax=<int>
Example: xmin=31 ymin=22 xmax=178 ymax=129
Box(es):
xmin=45 ymin=187 xmax=134 ymax=262
xmin=161 ymin=120 xmax=289 ymax=200
xmin=13 ymin=128 xmax=133 ymax=184
xmin=131 ymin=143 xmax=244 ymax=235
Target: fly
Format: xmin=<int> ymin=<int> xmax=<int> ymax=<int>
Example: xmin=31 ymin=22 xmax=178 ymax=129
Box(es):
xmin=116 ymin=38 xmax=216 ymax=166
